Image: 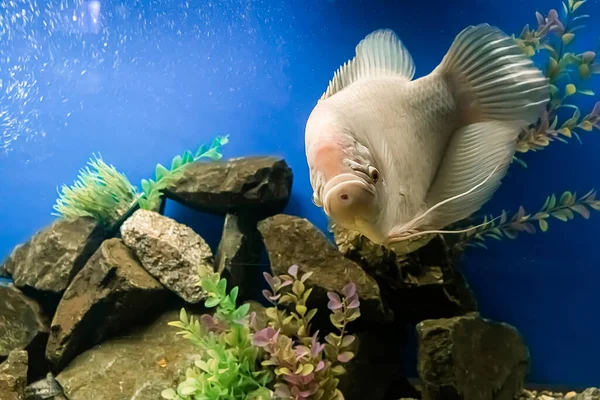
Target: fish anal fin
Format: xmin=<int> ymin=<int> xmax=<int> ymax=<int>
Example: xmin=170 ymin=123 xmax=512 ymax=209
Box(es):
xmin=419 ymin=121 xmax=519 ymax=229
xmin=321 ymin=29 xmax=416 ymax=100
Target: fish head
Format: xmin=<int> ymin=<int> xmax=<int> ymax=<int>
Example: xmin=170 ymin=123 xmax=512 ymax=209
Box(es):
xmin=305 ymin=104 xmax=387 ymax=241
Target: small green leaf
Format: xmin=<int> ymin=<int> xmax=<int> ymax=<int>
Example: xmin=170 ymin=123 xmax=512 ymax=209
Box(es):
xmin=171 ymin=155 xmax=183 ymax=170
xmin=539 ymin=219 xmax=549 ymax=232
xmin=179 ymin=308 xmax=189 ymax=325
xmin=182 ymin=150 xmax=194 ymax=164
xmin=296 ymin=304 xmax=307 ymax=316
xmin=204 ymin=297 xmax=221 ymax=308
xmin=559 ymin=191 xmax=574 ymax=206
xmin=229 ymin=286 xmax=239 ymax=303
xmin=578 ymin=89 xmax=595 ymax=96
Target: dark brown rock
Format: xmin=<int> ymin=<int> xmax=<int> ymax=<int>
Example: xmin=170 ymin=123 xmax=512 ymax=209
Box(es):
xmin=45 ymin=238 xmax=168 ymax=371
xmin=55 ymin=309 xmax=206 ymax=400
xmin=215 ymin=213 xmax=264 ymax=301
xmin=331 ymin=222 xmax=477 ymax=323
xmin=257 ymin=214 xmax=389 ymax=325
xmin=338 ymin=320 xmax=419 ymax=400
xmin=0 ymin=286 xmax=49 ymax=381
xmin=0 ymin=350 xmax=28 ymax=400
xmin=25 ymin=373 xmax=67 ymax=400
xmin=163 ymin=156 xmax=293 ymax=217
xmin=1 ymin=217 xmax=107 ymax=297
xmin=120 ymin=209 xmax=215 ymax=304
xmin=417 ymin=312 xmax=529 ymax=400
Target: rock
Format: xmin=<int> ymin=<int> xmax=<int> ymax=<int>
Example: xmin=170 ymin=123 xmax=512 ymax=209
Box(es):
xmin=417 ymin=312 xmax=529 ymax=400
xmin=215 ymin=213 xmax=264 ymax=301
xmin=163 ymin=156 xmax=293 ymax=217
xmin=0 ymin=286 xmax=49 ymax=381
xmin=24 ymin=373 xmax=67 ymax=400
xmin=338 ymin=320 xmax=419 ymax=400
xmin=120 ymin=209 xmax=215 ymax=304
xmin=0 ymin=350 xmax=28 ymax=400
xmin=257 ymin=214 xmax=389 ymax=325
xmin=45 ymin=238 xmax=168 ymax=371
xmin=331 ymin=222 xmax=477 ymax=324
xmin=1 ymin=217 xmax=107 ymax=299
xmin=56 ymin=309 xmax=206 ymax=400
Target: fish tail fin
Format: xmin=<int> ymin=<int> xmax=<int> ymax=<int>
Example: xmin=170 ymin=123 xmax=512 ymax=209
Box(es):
xmin=435 ymin=23 xmax=550 ymax=126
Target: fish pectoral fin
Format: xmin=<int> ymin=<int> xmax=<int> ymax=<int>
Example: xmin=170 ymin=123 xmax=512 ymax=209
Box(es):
xmin=321 ymin=29 xmax=415 ymax=100
xmin=419 ymin=121 xmax=520 ymax=229
xmin=435 ymin=23 xmax=550 ymax=127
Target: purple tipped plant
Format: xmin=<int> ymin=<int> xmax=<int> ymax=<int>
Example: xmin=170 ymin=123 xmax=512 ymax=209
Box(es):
xmin=256 ymin=264 xmax=362 ymax=400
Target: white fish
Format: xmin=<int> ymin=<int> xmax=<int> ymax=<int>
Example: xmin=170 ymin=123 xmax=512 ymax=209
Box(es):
xmin=305 ymin=24 xmax=550 ymax=247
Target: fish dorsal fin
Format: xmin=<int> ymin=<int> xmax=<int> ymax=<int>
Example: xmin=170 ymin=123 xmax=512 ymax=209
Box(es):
xmin=321 ymin=29 xmax=416 ymax=100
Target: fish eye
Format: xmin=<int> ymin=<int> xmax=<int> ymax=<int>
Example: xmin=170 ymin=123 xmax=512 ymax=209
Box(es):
xmin=368 ymin=166 xmax=380 ymax=183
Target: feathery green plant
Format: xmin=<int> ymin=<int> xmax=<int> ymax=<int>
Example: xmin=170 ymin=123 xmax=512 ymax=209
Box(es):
xmin=52 ymin=154 xmax=138 ymax=226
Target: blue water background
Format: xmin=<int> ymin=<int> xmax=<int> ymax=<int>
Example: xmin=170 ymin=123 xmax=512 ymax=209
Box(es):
xmin=0 ymin=0 xmax=599 ymax=387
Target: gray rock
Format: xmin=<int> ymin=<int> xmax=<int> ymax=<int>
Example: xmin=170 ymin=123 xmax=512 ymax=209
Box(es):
xmin=163 ymin=156 xmax=293 ymax=217
xmin=1 ymin=217 xmax=107 ymax=296
xmin=257 ymin=214 xmax=389 ymax=325
xmin=0 ymin=350 xmax=28 ymax=400
xmin=56 ymin=309 xmax=206 ymax=400
xmin=25 ymin=373 xmax=67 ymax=400
xmin=215 ymin=214 xmax=263 ymax=301
xmin=0 ymin=286 xmax=49 ymax=380
xmin=417 ymin=312 xmax=529 ymax=400
xmin=120 ymin=209 xmax=215 ymax=304
xmin=45 ymin=238 xmax=168 ymax=371
xmin=330 ymin=222 xmax=477 ymax=324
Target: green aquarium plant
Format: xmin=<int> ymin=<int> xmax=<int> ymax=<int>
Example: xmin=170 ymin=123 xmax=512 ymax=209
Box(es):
xmin=52 ymin=153 xmax=139 ymax=226
xmin=52 ymin=135 xmax=229 ymax=227
xmin=138 ymin=135 xmax=229 ymax=211
xmin=162 ymin=265 xmax=361 ymax=400
xmin=450 ymin=0 xmax=600 ymax=250
xmin=513 ymin=0 xmax=600 ymax=162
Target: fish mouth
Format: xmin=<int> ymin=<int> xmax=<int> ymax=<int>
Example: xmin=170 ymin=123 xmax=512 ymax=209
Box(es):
xmin=322 ymin=173 xmax=376 ymax=215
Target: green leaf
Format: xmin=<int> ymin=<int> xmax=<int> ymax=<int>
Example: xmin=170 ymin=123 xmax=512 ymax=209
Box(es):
xmin=539 ymin=219 xmax=549 ymax=232
xmin=551 ymin=208 xmax=574 ymax=221
xmin=559 ymin=191 xmax=574 ymax=206
xmin=171 ymin=155 xmax=183 ymax=170
xmin=229 ymin=286 xmax=239 ymax=303
xmin=331 ymin=365 xmax=346 ymax=376
xmin=141 ymin=179 xmax=152 ymax=194
xmin=205 ymin=297 xmax=221 ymax=308
xmin=155 ymin=164 xmax=170 ymax=181
xmin=180 ymin=308 xmax=189 ymax=325
xmin=235 ymin=303 xmax=250 ymax=319
xmin=578 ymin=89 xmax=595 ymax=95
xmin=182 ymin=150 xmax=194 ymax=164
